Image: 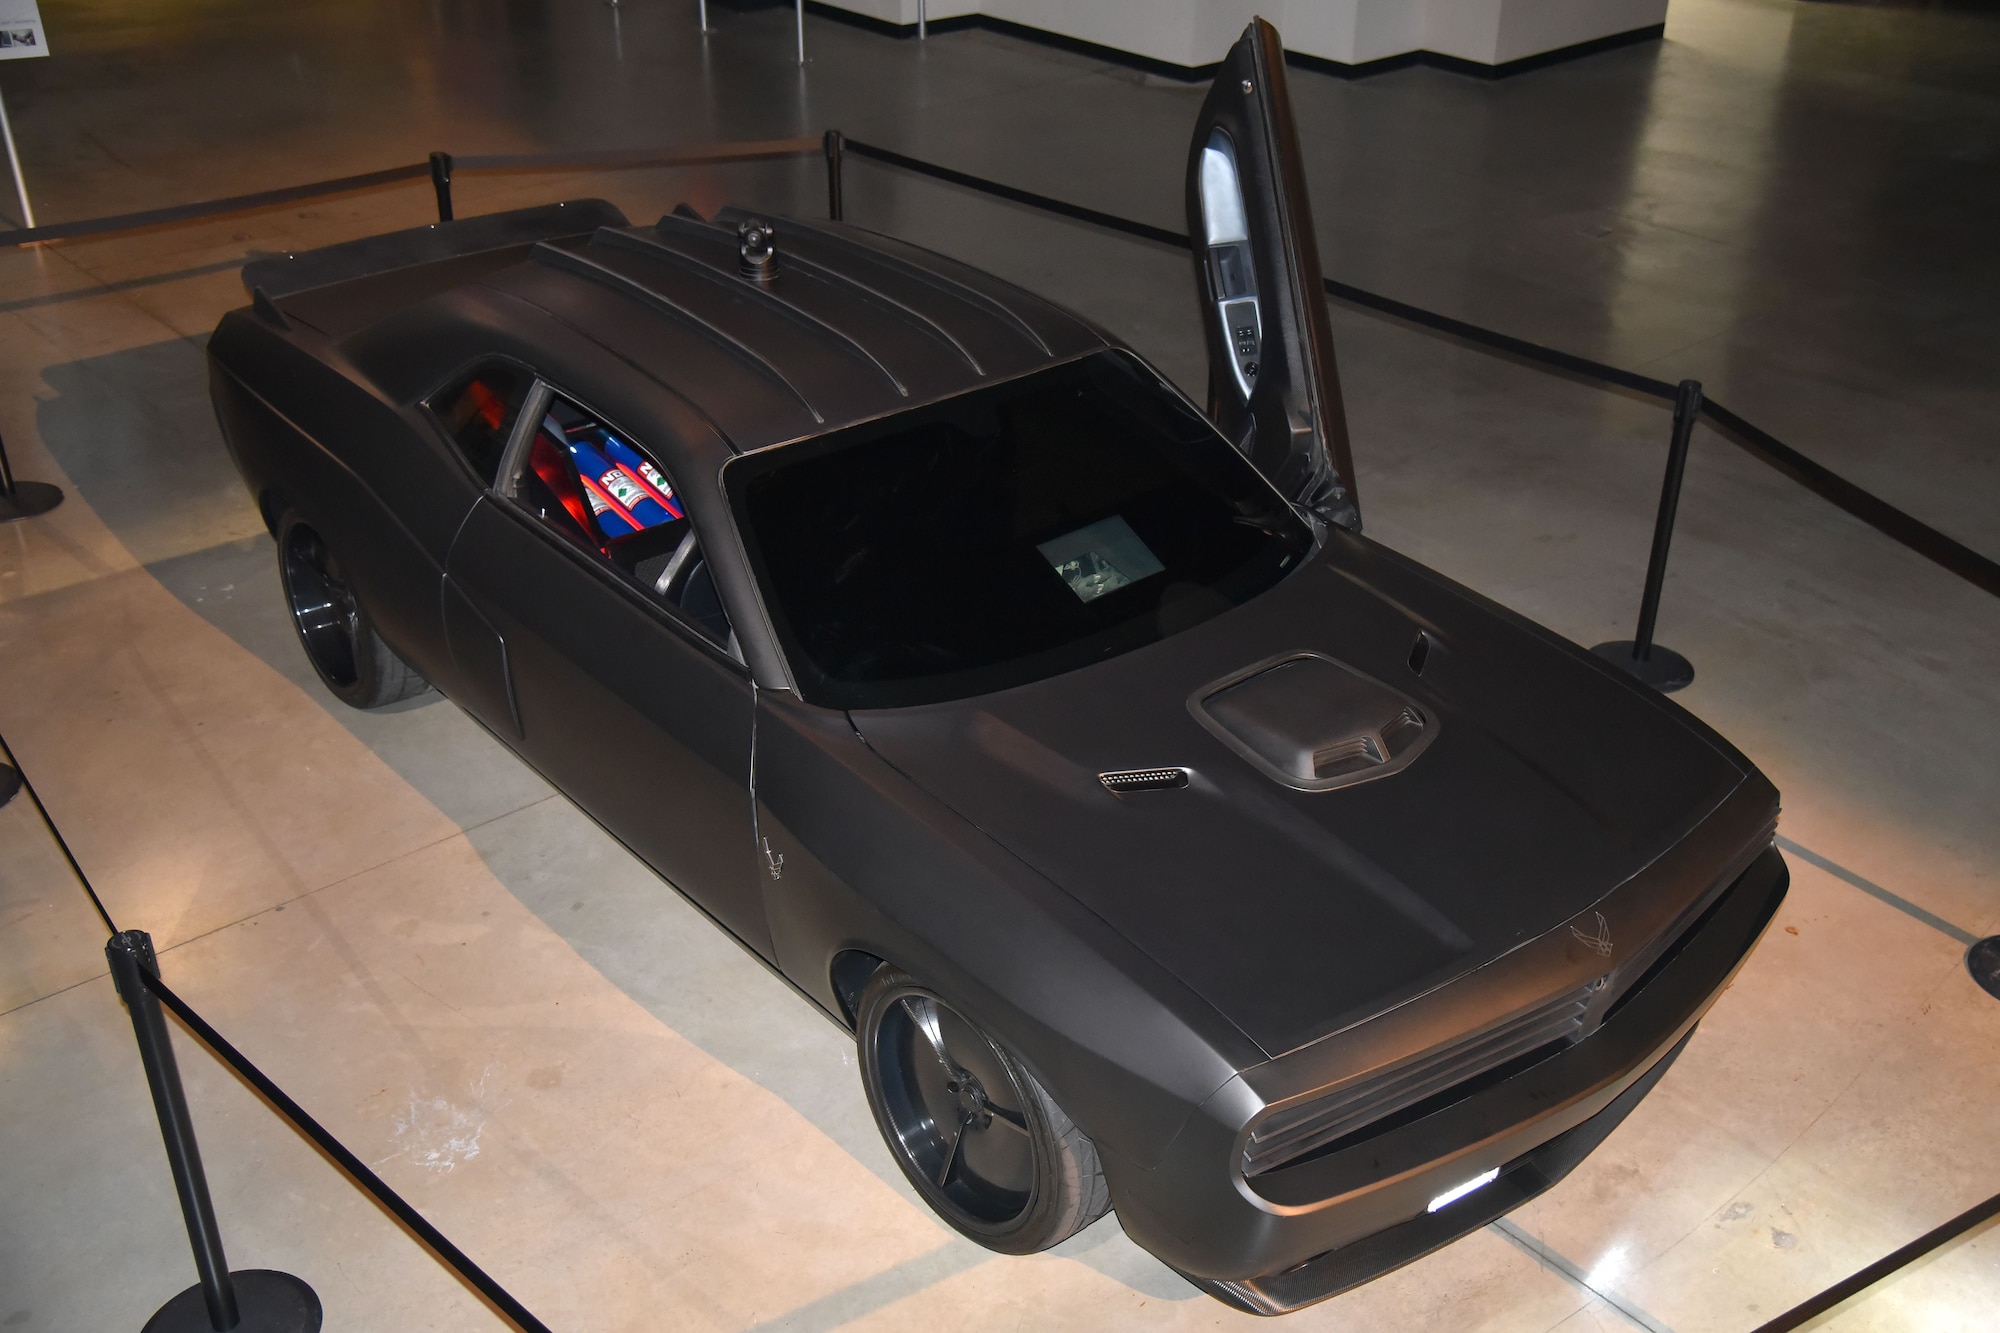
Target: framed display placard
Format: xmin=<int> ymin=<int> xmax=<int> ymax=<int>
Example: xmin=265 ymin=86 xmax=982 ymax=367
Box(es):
xmin=0 ymin=1 xmax=47 ymax=60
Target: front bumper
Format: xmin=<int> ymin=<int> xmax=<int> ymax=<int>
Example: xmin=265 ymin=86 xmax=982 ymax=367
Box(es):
xmin=1104 ymin=843 xmax=1788 ymax=1314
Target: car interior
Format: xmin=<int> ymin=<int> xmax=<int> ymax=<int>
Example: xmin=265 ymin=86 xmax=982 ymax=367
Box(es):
xmin=436 ymin=368 xmax=735 ymax=651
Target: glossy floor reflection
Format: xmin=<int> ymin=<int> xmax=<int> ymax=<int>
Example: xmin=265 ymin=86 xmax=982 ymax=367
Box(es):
xmin=1 ymin=1 xmax=1996 ymax=1329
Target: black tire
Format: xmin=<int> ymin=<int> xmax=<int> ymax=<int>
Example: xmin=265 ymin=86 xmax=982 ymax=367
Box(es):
xmin=856 ymin=967 xmax=1111 ymax=1254
xmin=276 ymin=514 xmax=430 ymax=710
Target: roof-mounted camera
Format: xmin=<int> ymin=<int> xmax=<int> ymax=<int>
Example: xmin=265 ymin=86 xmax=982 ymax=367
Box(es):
xmin=738 ymin=218 xmax=777 ymax=282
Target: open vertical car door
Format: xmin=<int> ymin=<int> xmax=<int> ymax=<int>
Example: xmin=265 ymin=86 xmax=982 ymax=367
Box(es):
xmin=1188 ymin=19 xmax=1359 ymax=531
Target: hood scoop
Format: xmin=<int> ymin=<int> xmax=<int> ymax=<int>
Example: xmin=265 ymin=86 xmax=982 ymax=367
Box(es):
xmin=1191 ymin=653 xmax=1436 ymax=792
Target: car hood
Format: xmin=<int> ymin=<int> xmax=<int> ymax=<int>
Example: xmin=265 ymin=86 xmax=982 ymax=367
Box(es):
xmin=851 ymin=537 xmax=1750 ymax=1058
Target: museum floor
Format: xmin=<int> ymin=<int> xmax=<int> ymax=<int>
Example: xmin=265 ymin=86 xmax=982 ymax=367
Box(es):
xmin=1 ymin=1 xmax=1996 ymax=1328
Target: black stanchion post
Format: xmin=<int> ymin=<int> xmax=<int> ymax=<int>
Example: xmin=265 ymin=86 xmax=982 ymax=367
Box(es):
xmin=1592 ymin=379 xmax=1702 ymax=692
xmin=0 ymin=422 xmax=65 ymax=522
xmin=108 ymin=930 xmax=238 ymax=1331
xmin=107 ymin=930 xmax=321 ymax=1333
xmin=1969 ymin=936 xmax=2000 ymax=1001
xmin=1633 ymin=378 xmax=1705 ymax=660
xmin=823 ymin=130 xmax=844 ymax=221
xmin=0 ymin=761 xmax=20 ymax=809
xmin=429 ymin=152 xmax=454 ymax=223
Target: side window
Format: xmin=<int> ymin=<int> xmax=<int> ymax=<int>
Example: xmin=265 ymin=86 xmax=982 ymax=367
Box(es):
xmin=431 ymin=363 xmax=534 ymax=485
xmin=507 ymin=388 xmax=734 ymax=648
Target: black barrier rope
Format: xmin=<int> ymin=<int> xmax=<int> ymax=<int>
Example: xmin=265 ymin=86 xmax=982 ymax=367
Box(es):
xmin=1319 ymin=276 xmax=1678 ymax=401
xmin=452 ymin=137 xmax=822 ymax=173
xmin=1747 ymin=1188 xmax=2000 ymax=1333
xmin=841 ymin=139 xmax=1191 ymax=248
xmin=0 ymin=162 xmax=432 ymax=247
xmin=0 ymin=732 xmax=552 ymax=1332
xmin=1695 ymin=399 xmax=2000 ymax=598
xmin=424 ymin=138 xmax=824 ymax=225
xmin=139 ymin=966 xmax=556 ymax=1333
xmin=0 ymin=138 xmax=824 ymax=248
xmin=0 ymin=732 xmax=116 ymax=934
xmin=837 ymin=139 xmax=1681 ymax=391
xmin=838 ymin=139 xmax=2000 ymax=604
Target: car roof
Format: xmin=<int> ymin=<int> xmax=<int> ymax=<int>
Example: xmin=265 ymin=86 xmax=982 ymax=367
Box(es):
xmin=475 ymin=206 xmax=1109 ymax=454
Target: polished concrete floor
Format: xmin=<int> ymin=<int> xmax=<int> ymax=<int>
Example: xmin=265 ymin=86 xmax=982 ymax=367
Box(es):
xmin=1 ymin=1 xmax=1997 ymax=1329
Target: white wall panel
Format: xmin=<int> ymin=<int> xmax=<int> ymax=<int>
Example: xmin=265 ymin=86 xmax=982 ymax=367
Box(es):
xmin=1422 ymin=0 xmax=1506 ymax=63
xmin=1345 ymin=0 xmax=1427 ymax=63
xmin=809 ymin=0 xmax=1670 ymax=69
xmin=1489 ymin=0 xmax=1669 ymax=64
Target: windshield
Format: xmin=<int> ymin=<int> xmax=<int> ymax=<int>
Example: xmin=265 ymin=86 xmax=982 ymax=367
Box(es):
xmin=725 ymin=351 xmax=1315 ymax=708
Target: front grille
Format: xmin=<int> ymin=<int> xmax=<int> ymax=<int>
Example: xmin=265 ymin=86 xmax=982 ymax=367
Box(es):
xmin=1244 ymin=984 xmax=1598 ymax=1176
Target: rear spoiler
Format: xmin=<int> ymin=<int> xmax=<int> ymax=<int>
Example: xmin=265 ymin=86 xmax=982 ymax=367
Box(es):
xmin=242 ymin=199 xmax=630 ymax=299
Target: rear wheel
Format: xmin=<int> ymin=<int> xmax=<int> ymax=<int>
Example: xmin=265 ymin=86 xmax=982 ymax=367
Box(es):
xmin=856 ymin=967 xmax=1111 ymax=1253
xmin=276 ymin=515 xmax=429 ymax=710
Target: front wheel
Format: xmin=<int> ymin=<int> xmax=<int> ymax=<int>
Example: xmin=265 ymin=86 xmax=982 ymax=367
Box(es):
xmin=276 ymin=514 xmax=430 ymax=710
xmin=856 ymin=967 xmax=1111 ymax=1254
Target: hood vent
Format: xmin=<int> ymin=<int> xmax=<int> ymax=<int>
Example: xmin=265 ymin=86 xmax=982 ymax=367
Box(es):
xmin=1191 ymin=654 xmax=1436 ymax=792
xmin=1312 ymin=706 xmax=1425 ymax=780
xmin=1099 ymin=767 xmax=1191 ymax=793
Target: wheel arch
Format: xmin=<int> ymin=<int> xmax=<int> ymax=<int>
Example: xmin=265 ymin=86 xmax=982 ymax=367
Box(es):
xmin=257 ymin=487 xmax=291 ymax=538
xmin=830 ymin=948 xmax=888 ymax=1028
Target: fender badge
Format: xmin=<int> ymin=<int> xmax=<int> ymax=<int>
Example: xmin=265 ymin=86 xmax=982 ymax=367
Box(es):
xmin=1571 ymin=911 xmax=1613 ymax=957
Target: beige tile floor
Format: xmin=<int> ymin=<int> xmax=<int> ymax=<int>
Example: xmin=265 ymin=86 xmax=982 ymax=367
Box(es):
xmin=3 ymin=3 xmax=1998 ymax=1330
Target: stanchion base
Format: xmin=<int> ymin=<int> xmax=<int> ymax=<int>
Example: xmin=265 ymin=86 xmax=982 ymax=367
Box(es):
xmin=1589 ymin=640 xmax=1694 ymax=693
xmin=142 ymin=1270 xmax=322 ymax=1333
xmin=0 ymin=762 xmax=19 ymax=809
xmin=1968 ymin=937 xmax=2000 ymax=1001
xmin=0 ymin=480 xmax=65 ymax=522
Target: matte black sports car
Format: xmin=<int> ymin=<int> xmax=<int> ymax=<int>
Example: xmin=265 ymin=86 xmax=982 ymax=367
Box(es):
xmin=207 ymin=22 xmax=1786 ymax=1315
